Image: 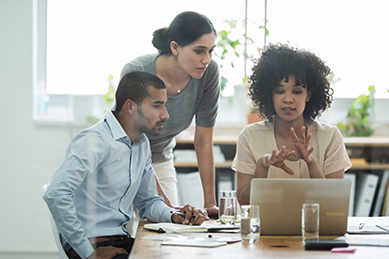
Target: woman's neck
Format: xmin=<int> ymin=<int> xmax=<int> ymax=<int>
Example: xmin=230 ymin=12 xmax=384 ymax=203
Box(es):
xmin=156 ymin=54 xmax=190 ymax=96
xmin=274 ymin=116 xmax=306 ymax=151
xmin=274 ymin=117 xmax=306 ymax=135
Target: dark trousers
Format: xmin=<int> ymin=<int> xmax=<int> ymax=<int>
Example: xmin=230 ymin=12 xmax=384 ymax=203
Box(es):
xmin=67 ymin=237 xmax=134 ymax=259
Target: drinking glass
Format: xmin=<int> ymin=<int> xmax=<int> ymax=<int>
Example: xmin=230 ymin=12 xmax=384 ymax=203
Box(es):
xmin=240 ymin=205 xmax=260 ymax=243
xmin=302 ymin=203 xmax=320 ymax=241
xmin=219 ymin=190 xmax=237 ymax=225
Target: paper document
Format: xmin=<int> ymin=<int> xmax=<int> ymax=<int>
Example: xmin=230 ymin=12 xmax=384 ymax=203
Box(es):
xmin=347 ymin=225 xmax=388 ymax=234
xmin=143 ymin=221 xmax=239 ymax=233
xmin=161 ymin=240 xmax=227 ymax=247
xmin=347 ymin=217 xmax=389 ymax=234
xmin=342 ymin=234 xmax=389 ymax=247
xmin=143 ymin=232 xmax=241 ymax=243
xmin=376 ymin=224 xmax=389 ymax=232
xmin=144 ymin=223 xmax=207 ymax=233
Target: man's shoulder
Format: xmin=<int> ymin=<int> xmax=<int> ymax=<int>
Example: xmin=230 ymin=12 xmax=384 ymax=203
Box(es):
xmin=73 ymin=122 xmax=110 ymax=145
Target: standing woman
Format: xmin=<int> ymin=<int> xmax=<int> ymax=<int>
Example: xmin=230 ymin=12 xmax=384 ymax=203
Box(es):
xmin=120 ymin=11 xmax=219 ymax=217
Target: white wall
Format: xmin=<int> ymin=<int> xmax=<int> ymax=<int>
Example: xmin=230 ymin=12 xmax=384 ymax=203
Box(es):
xmin=0 ymin=1 xmax=83 ymax=257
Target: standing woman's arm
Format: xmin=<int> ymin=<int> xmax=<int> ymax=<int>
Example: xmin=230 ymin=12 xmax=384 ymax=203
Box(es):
xmin=194 ymin=125 xmax=218 ymax=217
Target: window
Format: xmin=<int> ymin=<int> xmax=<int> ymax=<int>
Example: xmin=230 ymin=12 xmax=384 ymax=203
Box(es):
xmin=265 ymin=0 xmax=388 ymax=99
xmin=35 ymin=0 xmax=388 ymax=124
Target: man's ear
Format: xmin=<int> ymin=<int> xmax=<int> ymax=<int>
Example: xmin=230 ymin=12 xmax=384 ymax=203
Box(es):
xmin=124 ymin=99 xmax=136 ymax=114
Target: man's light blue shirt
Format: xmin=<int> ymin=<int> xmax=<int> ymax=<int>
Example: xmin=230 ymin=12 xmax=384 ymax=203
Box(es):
xmin=43 ymin=111 xmax=172 ymax=259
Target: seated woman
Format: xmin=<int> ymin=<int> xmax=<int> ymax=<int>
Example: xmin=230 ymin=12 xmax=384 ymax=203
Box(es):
xmin=232 ymin=43 xmax=352 ymax=205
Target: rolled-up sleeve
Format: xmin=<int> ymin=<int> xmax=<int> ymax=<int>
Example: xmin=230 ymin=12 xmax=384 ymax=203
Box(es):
xmin=133 ymin=155 xmax=172 ymax=223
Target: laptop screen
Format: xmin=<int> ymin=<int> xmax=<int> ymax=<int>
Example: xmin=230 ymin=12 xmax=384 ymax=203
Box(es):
xmin=249 ymin=178 xmax=351 ymax=235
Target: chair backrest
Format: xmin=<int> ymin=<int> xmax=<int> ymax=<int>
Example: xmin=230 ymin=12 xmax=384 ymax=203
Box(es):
xmin=42 ymin=185 xmax=69 ymax=259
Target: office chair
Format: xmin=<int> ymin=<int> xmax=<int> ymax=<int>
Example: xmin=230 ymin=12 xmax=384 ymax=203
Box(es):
xmin=42 ymin=185 xmax=69 ymax=259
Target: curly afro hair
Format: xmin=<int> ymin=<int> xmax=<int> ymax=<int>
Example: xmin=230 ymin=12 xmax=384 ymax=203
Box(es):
xmin=248 ymin=43 xmax=334 ymax=123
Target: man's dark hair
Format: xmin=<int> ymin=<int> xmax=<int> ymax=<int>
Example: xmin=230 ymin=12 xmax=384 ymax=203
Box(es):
xmin=115 ymin=71 xmax=166 ymax=112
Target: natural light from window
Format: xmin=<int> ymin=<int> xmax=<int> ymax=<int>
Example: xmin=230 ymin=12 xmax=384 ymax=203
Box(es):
xmin=47 ymin=0 xmax=388 ymax=99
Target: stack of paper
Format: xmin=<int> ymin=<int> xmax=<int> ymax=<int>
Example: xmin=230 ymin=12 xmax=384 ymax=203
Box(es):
xmin=143 ymin=227 xmax=241 ymax=247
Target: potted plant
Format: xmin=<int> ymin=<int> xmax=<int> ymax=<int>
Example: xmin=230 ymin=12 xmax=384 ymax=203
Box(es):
xmin=215 ymin=13 xmax=268 ymax=124
xmin=337 ymin=85 xmax=375 ymax=137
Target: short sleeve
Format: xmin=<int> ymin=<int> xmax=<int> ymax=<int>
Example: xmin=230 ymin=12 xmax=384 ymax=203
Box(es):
xmin=323 ymin=127 xmax=352 ymax=175
xmin=231 ymin=128 xmax=257 ymax=175
xmin=195 ymin=60 xmax=220 ymax=128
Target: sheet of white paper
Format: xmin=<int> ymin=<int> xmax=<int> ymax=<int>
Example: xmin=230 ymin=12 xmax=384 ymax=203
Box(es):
xmin=342 ymin=234 xmax=389 ymax=247
xmin=143 ymin=233 xmax=241 ymax=243
xmin=376 ymin=224 xmax=389 ymax=232
xmin=161 ymin=240 xmax=227 ymax=247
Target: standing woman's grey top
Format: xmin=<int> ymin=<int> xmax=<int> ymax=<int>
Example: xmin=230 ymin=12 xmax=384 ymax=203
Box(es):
xmin=120 ymin=53 xmax=220 ymax=163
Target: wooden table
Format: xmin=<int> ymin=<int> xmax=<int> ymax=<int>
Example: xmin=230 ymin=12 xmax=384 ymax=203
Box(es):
xmin=128 ymin=220 xmax=389 ymax=259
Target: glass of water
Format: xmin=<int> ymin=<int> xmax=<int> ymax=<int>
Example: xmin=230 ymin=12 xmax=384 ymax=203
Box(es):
xmin=219 ymin=190 xmax=237 ymax=225
xmin=240 ymin=205 xmax=260 ymax=243
xmin=302 ymin=203 xmax=319 ymax=241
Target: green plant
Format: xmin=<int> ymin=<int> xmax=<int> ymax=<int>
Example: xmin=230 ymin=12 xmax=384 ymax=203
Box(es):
xmin=86 ymin=74 xmax=116 ymax=124
xmin=216 ymin=19 xmax=268 ymax=93
xmin=337 ymin=85 xmax=375 ymax=137
xmin=216 ymin=19 xmax=250 ymax=92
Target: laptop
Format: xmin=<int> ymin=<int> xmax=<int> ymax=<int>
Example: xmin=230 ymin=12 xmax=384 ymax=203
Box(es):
xmin=250 ymin=178 xmax=351 ymax=235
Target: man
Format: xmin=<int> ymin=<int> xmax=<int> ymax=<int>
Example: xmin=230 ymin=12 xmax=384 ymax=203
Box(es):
xmin=43 ymin=71 xmax=205 ymax=259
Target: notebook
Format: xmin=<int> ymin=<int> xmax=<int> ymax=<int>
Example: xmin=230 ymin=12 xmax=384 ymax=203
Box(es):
xmin=250 ymin=178 xmax=351 ymax=235
xmin=143 ymin=221 xmax=239 ymax=233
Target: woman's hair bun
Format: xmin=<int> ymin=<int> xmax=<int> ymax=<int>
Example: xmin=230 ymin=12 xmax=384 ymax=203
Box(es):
xmin=152 ymin=27 xmax=170 ymax=54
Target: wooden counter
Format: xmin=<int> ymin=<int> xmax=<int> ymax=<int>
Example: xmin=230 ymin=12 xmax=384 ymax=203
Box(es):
xmin=174 ymin=135 xmax=389 ymax=170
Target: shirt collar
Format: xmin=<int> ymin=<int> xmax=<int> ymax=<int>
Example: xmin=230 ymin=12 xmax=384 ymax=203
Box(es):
xmin=104 ymin=110 xmax=147 ymax=146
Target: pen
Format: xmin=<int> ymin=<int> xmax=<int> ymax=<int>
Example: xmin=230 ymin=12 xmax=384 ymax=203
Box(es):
xmin=376 ymin=224 xmax=389 ymax=232
xmin=171 ymin=211 xmax=196 ymax=219
xmin=358 ymin=222 xmax=364 ymax=230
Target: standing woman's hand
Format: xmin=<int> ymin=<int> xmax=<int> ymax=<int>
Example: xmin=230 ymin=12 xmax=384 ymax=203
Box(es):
xmin=204 ymin=204 xmax=219 ymax=219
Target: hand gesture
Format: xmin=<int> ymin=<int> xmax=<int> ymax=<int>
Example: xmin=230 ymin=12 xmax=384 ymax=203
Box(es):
xmin=290 ymin=126 xmax=314 ymax=163
xmin=262 ymin=146 xmax=295 ymax=175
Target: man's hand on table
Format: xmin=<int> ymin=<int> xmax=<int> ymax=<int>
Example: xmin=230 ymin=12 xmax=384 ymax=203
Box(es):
xmin=171 ymin=204 xmax=206 ymax=225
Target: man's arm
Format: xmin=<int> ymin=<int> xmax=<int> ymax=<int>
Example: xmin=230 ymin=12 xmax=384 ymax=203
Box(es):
xmin=133 ymin=154 xmax=207 ymax=224
xmin=133 ymin=155 xmax=174 ymax=223
xmin=43 ymin=133 xmax=103 ymax=259
xmin=153 ymin=171 xmax=174 ymax=207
